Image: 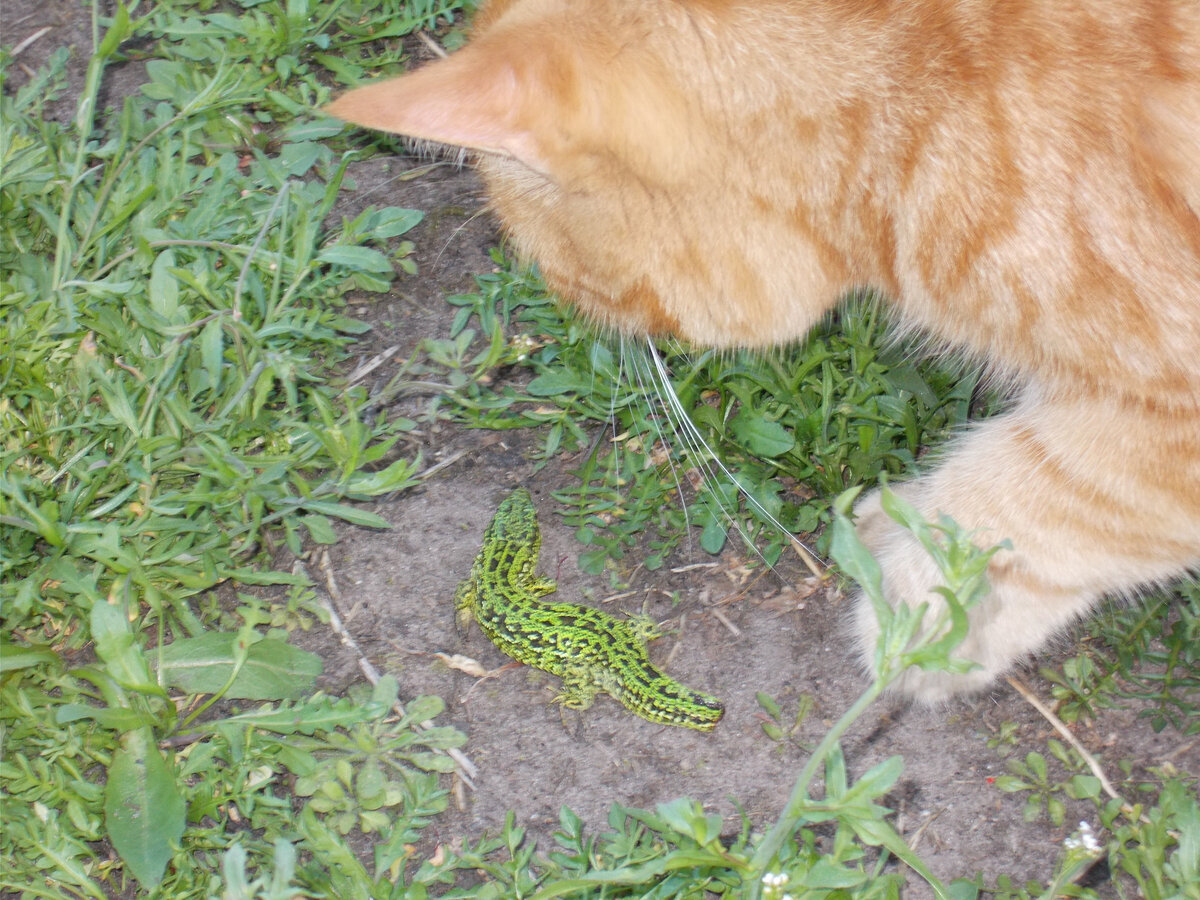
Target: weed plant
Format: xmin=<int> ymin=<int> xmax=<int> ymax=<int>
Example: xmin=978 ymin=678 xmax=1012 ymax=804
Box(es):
xmin=1040 ymin=582 xmax=1200 ymax=734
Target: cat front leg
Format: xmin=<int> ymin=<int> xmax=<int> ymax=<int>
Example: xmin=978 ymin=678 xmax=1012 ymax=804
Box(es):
xmin=850 ymin=389 xmax=1200 ymax=702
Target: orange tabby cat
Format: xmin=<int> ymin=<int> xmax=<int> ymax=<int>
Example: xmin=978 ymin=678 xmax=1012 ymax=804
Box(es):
xmin=326 ymin=0 xmax=1200 ymax=701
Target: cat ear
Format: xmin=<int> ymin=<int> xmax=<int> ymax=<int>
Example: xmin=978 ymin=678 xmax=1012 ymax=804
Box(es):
xmin=323 ymin=45 xmax=543 ymax=168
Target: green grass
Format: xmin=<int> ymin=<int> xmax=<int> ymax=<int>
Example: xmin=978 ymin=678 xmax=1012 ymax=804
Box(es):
xmin=2 ymin=1 xmax=1196 ymax=897
xmin=1 ymin=0 xmax=467 ymax=894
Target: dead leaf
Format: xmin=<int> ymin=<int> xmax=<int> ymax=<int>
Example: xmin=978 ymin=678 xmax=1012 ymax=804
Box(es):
xmin=435 ymin=652 xmax=503 ymax=679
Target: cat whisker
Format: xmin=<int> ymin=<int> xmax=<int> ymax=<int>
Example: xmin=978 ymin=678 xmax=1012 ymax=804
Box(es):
xmin=621 ymin=338 xmax=695 ymax=552
xmin=642 ymin=338 xmax=825 ymax=579
xmin=432 ymin=201 xmax=494 ymax=273
xmin=640 ymin=342 xmax=779 ymax=569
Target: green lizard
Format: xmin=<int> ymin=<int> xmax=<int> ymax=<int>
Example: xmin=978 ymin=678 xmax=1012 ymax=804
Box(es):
xmin=455 ymin=488 xmax=725 ymax=731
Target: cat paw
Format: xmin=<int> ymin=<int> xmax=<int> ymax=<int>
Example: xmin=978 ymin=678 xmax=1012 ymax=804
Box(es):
xmin=849 ymin=488 xmax=1030 ymax=703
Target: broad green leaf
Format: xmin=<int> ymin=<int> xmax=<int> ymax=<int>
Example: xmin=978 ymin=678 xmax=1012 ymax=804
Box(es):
xmin=217 ymin=696 xmax=379 ymax=735
xmin=371 ymin=673 xmax=402 ymax=710
xmin=225 ymin=568 xmax=312 ymax=587
xmin=654 ymin=798 xmax=722 ymax=846
xmin=845 ymin=755 xmax=904 ymax=802
xmin=799 ymin=857 xmax=868 ymax=889
xmin=96 ymin=2 xmax=132 ymax=59
xmin=823 ymin=744 xmax=849 ymax=798
xmin=199 ymin=317 xmax=224 ymax=395
xmin=300 ymin=514 xmax=338 ymax=544
xmin=991 ymin=775 xmax=1031 ymax=793
xmin=828 ymin=492 xmax=884 ymax=602
xmin=526 ymin=371 xmax=585 ymax=396
xmin=104 ymin=728 xmax=185 ymax=888
xmin=847 ymin=813 xmax=905 ymax=849
xmin=312 ymin=53 xmax=364 ymax=85
xmin=300 ymin=500 xmax=390 ymax=529
xmin=344 ymin=455 xmax=420 ymax=496
xmin=278 ymin=141 xmax=325 ymax=176
xmin=367 ymin=206 xmax=423 ymax=239
xmin=325 ymin=313 xmax=372 ymax=334
xmin=149 ymin=249 xmax=180 ymax=321
xmin=1067 ymin=774 xmax=1102 ymax=800
xmin=93 ymin=183 xmax=156 ymax=244
xmin=316 ymin=244 xmax=393 ymax=274
xmin=0 ymin=641 xmax=58 ymax=672
xmin=283 ymin=118 xmax=346 ymax=141
xmin=408 ymin=726 xmax=467 ymax=749
xmin=699 ymin=517 xmax=727 ymax=554
xmin=756 ymin=692 xmax=781 ymax=719
xmin=90 ymin=601 xmax=162 ymax=695
xmin=221 ymin=844 xmax=253 ymax=898
xmin=578 ymin=549 xmax=608 ymax=575
xmin=760 ymin=722 xmax=784 ymax=741
xmin=158 ymin=634 xmax=321 ymax=700
xmin=729 ymin=409 xmax=794 ymax=457
xmin=405 ymin=752 xmax=458 ymax=773
xmin=1164 ymin=780 xmax=1200 ymax=886
xmin=56 ymin=702 xmax=156 ymax=732
xmin=95 ymin=379 xmax=141 ymax=436
xmin=355 ymin=761 xmax=386 ymax=809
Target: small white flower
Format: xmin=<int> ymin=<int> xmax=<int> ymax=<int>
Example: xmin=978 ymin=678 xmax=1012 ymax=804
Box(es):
xmin=1065 ymin=821 xmax=1101 ymax=854
xmin=1078 ymin=820 xmax=1101 ymax=853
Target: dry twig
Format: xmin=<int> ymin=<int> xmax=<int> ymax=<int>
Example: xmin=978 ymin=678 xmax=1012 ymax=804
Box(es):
xmin=301 ymin=552 xmax=479 ymax=787
xmin=1006 ymin=674 xmax=1138 ymax=817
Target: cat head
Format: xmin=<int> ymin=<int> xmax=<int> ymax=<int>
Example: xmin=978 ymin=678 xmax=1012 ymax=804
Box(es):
xmin=324 ymin=0 xmax=860 ymax=347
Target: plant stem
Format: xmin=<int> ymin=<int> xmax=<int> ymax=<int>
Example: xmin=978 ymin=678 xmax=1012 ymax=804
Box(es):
xmin=749 ymin=679 xmax=885 ymax=877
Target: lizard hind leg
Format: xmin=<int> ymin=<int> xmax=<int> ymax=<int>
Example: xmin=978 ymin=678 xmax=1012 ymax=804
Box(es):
xmin=453 ymin=581 xmax=478 ymax=631
xmin=624 ymin=613 xmax=662 ymax=644
xmin=553 ymin=666 xmax=602 ymax=710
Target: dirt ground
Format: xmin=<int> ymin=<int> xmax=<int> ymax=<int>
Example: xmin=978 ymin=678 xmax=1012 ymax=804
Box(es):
xmin=4 ymin=3 xmax=1196 ymax=893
